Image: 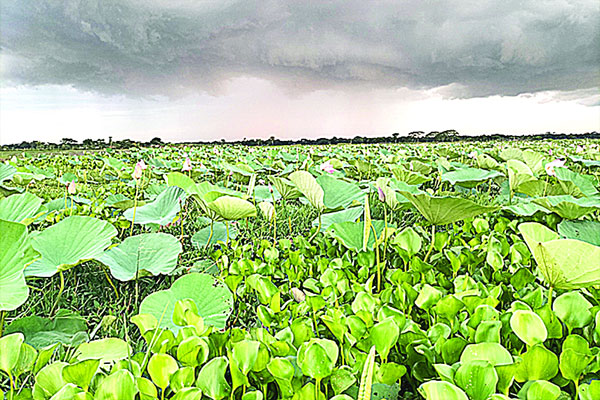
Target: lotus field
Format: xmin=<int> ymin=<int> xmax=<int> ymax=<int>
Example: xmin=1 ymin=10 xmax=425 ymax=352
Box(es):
xmin=2 ymin=140 xmax=600 ymax=400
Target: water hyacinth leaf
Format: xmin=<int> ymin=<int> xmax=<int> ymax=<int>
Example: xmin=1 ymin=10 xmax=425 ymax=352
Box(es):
xmin=196 ymin=357 xmax=231 ymax=400
xmin=454 ymin=361 xmax=498 ymax=400
xmin=297 ymin=339 xmax=339 ymax=380
xmin=4 ymin=309 xmax=88 ymax=349
xmin=97 ymin=233 xmax=182 ymax=281
xmin=0 ymin=333 xmax=24 ymax=376
xmin=399 ymin=192 xmax=499 ymax=225
xmin=0 ymin=193 xmax=43 ymax=225
xmin=207 ymin=196 xmax=257 ymax=221
xmin=289 ymin=171 xmax=325 ymax=212
xmin=316 ymin=174 xmax=363 ymax=210
xmin=61 ymin=359 xmax=99 ymax=391
xmin=579 ymin=380 xmax=600 ymax=400
xmin=94 ymin=369 xmax=137 ymax=400
xmin=393 ymin=227 xmax=422 ymax=257
xmin=148 ymin=353 xmax=179 ymax=390
xmin=232 ymin=340 xmax=260 ymax=375
xmin=140 ymin=273 xmax=233 ymax=333
xmin=514 ymin=344 xmax=559 ymax=382
xmin=32 ymin=361 xmax=68 ymax=399
xmin=331 ymin=367 xmax=356 ymax=395
xmin=0 ymin=220 xmax=38 ymax=311
xmin=557 ymin=220 xmax=600 ymax=246
xmin=418 ymin=381 xmax=468 ymax=400
xmin=25 ymin=216 xmax=117 ymax=277
xmin=370 ymin=318 xmax=399 ymax=362
xmin=519 ymin=222 xmax=600 ymax=289
xmin=510 ymin=310 xmax=548 ymax=347
xmin=75 ymin=338 xmax=131 ymax=366
xmin=460 ymin=343 xmax=513 ymax=366
xmin=124 ymin=186 xmax=186 ymax=226
xmin=553 ymin=291 xmax=593 ymax=331
xmin=524 ymin=380 xmax=561 ymax=400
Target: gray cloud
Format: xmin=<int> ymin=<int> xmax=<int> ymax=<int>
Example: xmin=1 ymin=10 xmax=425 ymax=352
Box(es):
xmin=1 ymin=0 xmax=598 ymax=98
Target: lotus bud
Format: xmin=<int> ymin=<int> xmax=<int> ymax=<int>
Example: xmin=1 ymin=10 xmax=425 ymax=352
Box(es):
xmin=182 ymin=157 xmax=192 ymax=172
xmin=132 ymin=161 xmax=144 ymax=180
xmin=258 ymin=179 xmax=265 ymax=185
xmin=268 ymin=183 xmax=274 ymax=193
xmin=67 ymin=180 xmax=76 ymax=195
xmin=291 ymin=287 xmax=306 ymax=303
xmin=377 ymin=186 xmax=386 ymax=202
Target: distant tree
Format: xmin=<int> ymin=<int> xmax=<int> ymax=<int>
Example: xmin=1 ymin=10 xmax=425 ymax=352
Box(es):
xmin=150 ymin=137 xmax=163 ymax=146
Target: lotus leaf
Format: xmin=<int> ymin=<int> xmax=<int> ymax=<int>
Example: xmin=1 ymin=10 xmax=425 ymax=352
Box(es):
xmin=316 ymin=174 xmax=363 ymax=209
xmin=519 ymin=222 xmax=600 ymax=289
xmin=0 ymin=193 xmax=43 ymax=225
xmin=0 ymin=220 xmax=38 ymax=311
xmin=25 ymin=216 xmax=117 ymax=277
xmin=557 ymin=220 xmax=600 ymax=246
xmin=140 ymin=273 xmax=233 ymax=332
xmin=207 ymin=195 xmax=257 ymax=221
xmin=289 ymin=171 xmax=325 ymax=212
xmin=97 ymin=233 xmax=182 ymax=281
xmin=124 ymin=186 xmax=186 ymax=226
xmin=399 ymin=192 xmax=499 ymax=225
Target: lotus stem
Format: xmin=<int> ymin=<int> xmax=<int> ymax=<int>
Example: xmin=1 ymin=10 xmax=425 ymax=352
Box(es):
xmin=130 ymin=178 xmax=140 ymax=237
xmin=101 ymin=266 xmax=119 ymax=299
xmin=308 ymin=213 xmax=322 ymax=242
xmin=424 ymin=224 xmax=436 ymax=264
xmin=206 ymin=220 xmax=214 ymax=248
xmin=0 ymin=310 xmax=5 ymax=337
xmin=51 ymin=271 xmax=65 ymax=314
xmin=225 ymin=221 xmax=230 ymax=245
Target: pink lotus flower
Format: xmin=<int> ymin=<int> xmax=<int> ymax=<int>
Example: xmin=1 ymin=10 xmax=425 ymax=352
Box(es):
xmin=576 ymin=145 xmax=584 ymax=153
xmin=545 ymin=159 xmax=566 ymax=176
xmin=182 ymin=157 xmax=192 ymax=172
xmin=468 ymin=151 xmax=477 ymax=159
xmin=138 ymin=160 xmax=147 ymax=170
xmin=258 ymin=179 xmax=265 ymax=185
xmin=548 ymin=149 xmax=553 ymax=156
xmin=67 ymin=180 xmax=76 ymax=195
xmin=320 ymin=161 xmax=335 ymax=173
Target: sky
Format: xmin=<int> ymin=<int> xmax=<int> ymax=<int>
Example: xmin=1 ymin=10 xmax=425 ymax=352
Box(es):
xmin=1 ymin=0 xmax=599 ymax=145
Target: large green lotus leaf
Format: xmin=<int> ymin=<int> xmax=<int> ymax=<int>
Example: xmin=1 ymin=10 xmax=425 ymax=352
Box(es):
xmin=207 ymin=196 xmax=257 ymax=221
xmin=500 ymin=148 xmax=524 ymax=162
xmin=554 ymin=167 xmax=599 ymax=197
xmin=441 ymin=168 xmax=504 ymax=187
xmin=313 ymin=207 xmax=363 ymax=232
xmin=124 ymin=186 xmax=186 ymax=226
xmin=5 ymin=309 xmax=88 ymax=348
xmin=316 ymin=175 xmax=364 ymax=210
xmin=97 ymin=233 xmax=182 ymax=281
xmin=516 ymin=180 xmax=565 ymax=197
xmin=399 ymin=192 xmax=499 ymax=225
xmin=0 ymin=193 xmax=43 ymax=225
xmin=25 ymin=216 xmax=117 ymax=277
xmin=557 ymin=220 xmax=600 ymax=246
xmin=254 ymin=185 xmax=281 ymax=202
xmin=503 ymin=199 xmax=552 ymax=217
xmin=328 ymin=220 xmax=388 ymax=252
xmin=522 ymin=149 xmax=547 ymax=175
xmin=519 ymin=222 xmax=600 ymax=289
xmin=139 ymin=273 xmax=233 ymax=332
xmin=507 ymin=160 xmax=536 ymax=193
xmin=289 ymin=171 xmax=324 ymax=211
xmin=0 ymin=220 xmax=39 ymax=311
xmin=532 ymin=195 xmax=600 ymax=219
xmin=570 ymin=155 xmax=600 ymax=168
xmin=391 ymin=166 xmax=431 ymax=185
xmin=0 ymin=164 xmax=17 ymax=183
xmin=268 ymin=176 xmax=301 ymax=200
xmin=165 ymin=172 xmax=199 ymax=196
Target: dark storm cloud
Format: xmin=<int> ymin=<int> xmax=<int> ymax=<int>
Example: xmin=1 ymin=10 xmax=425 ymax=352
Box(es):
xmin=1 ymin=0 xmax=598 ymax=98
